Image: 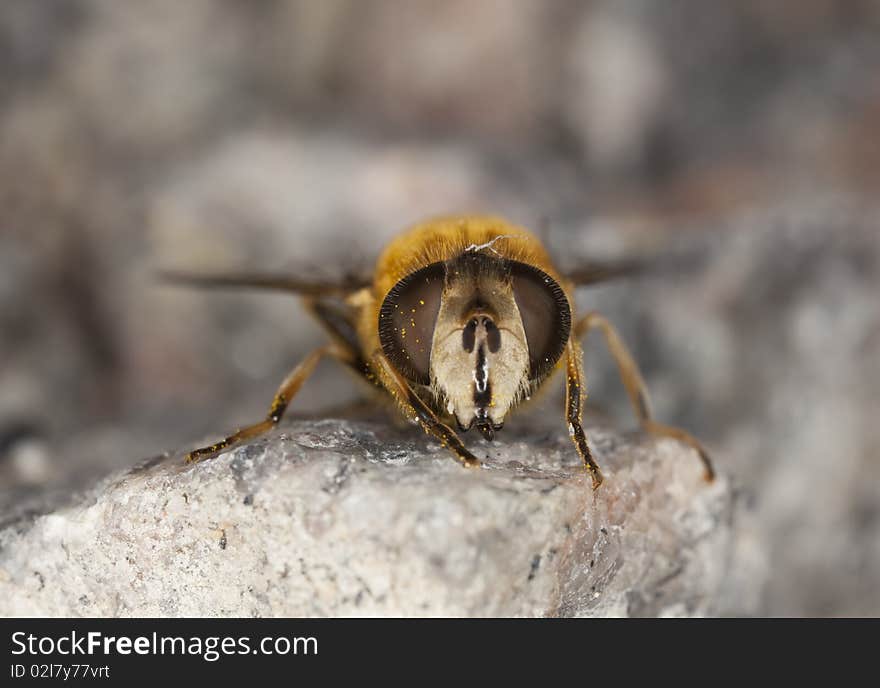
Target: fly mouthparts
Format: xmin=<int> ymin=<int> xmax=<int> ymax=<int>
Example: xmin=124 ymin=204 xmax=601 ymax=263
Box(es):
xmin=475 ymin=416 xmax=503 ymax=441
xmin=477 ymin=423 xmax=495 ymax=441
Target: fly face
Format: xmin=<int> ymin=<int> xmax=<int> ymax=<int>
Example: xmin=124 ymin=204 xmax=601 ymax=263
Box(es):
xmin=430 ymin=256 xmax=529 ymax=439
xmin=378 ymin=249 xmax=572 ymax=440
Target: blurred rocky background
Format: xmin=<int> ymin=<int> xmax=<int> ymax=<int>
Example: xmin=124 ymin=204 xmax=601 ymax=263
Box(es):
xmin=0 ymin=0 xmax=878 ymax=616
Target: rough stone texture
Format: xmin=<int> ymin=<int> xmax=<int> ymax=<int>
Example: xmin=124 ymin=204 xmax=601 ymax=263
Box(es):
xmin=571 ymin=201 xmax=880 ymax=616
xmin=0 ymin=420 xmax=732 ymax=617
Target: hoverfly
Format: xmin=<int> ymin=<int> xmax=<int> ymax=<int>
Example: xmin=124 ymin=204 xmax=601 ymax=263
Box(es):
xmin=163 ymin=216 xmax=714 ymax=489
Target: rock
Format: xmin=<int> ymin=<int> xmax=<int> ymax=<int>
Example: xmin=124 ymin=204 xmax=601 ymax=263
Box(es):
xmin=0 ymin=419 xmax=732 ymax=617
xmin=562 ymin=198 xmax=880 ymax=616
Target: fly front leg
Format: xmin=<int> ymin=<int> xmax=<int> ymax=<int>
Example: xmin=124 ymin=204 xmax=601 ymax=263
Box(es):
xmin=186 ymin=342 xmax=353 ymax=463
xmin=575 ymin=312 xmax=715 ymax=481
xmin=565 ymin=340 xmax=604 ymax=489
xmin=374 ymin=353 xmax=481 ymax=468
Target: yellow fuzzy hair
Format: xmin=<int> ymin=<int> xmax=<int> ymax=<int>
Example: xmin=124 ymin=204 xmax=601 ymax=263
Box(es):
xmin=371 ymin=215 xmax=565 ymax=300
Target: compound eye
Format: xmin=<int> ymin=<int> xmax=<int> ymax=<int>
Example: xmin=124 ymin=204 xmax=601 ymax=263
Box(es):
xmin=510 ymin=262 xmax=571 ymax=380
xmin=378 ymin=262 xmax=445 ymax=384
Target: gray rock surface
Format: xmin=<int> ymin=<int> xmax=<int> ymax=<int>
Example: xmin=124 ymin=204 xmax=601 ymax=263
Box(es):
xmin=0 ymin=420 xmax=732 ymax=617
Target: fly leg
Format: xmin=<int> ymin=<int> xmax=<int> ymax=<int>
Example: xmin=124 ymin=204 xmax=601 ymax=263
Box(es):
xmin=575 ymin=312 xmax=714 ymax=481
xmin=374 ymin=352 xmax=480 ymax=468
xmin=186 ymin=342 xmax=353 ymax=463
xmin=565 ymin=339 xmax=604 ymax=489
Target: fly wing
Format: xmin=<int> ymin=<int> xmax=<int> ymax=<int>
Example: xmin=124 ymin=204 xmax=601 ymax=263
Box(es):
xmin=563 ymin=258 xmax=647 ymax=286
xmin=564 ymin=246 xmax=709 ymax=286
xmin=157 ymin=270 xmax=371 ymax=297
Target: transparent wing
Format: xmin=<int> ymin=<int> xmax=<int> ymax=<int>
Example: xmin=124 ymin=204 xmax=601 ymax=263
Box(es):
xmin=563 ymin=258 xmax=647 ymax=287
xmin=157 ymin=270 xmax=371 ymax=297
